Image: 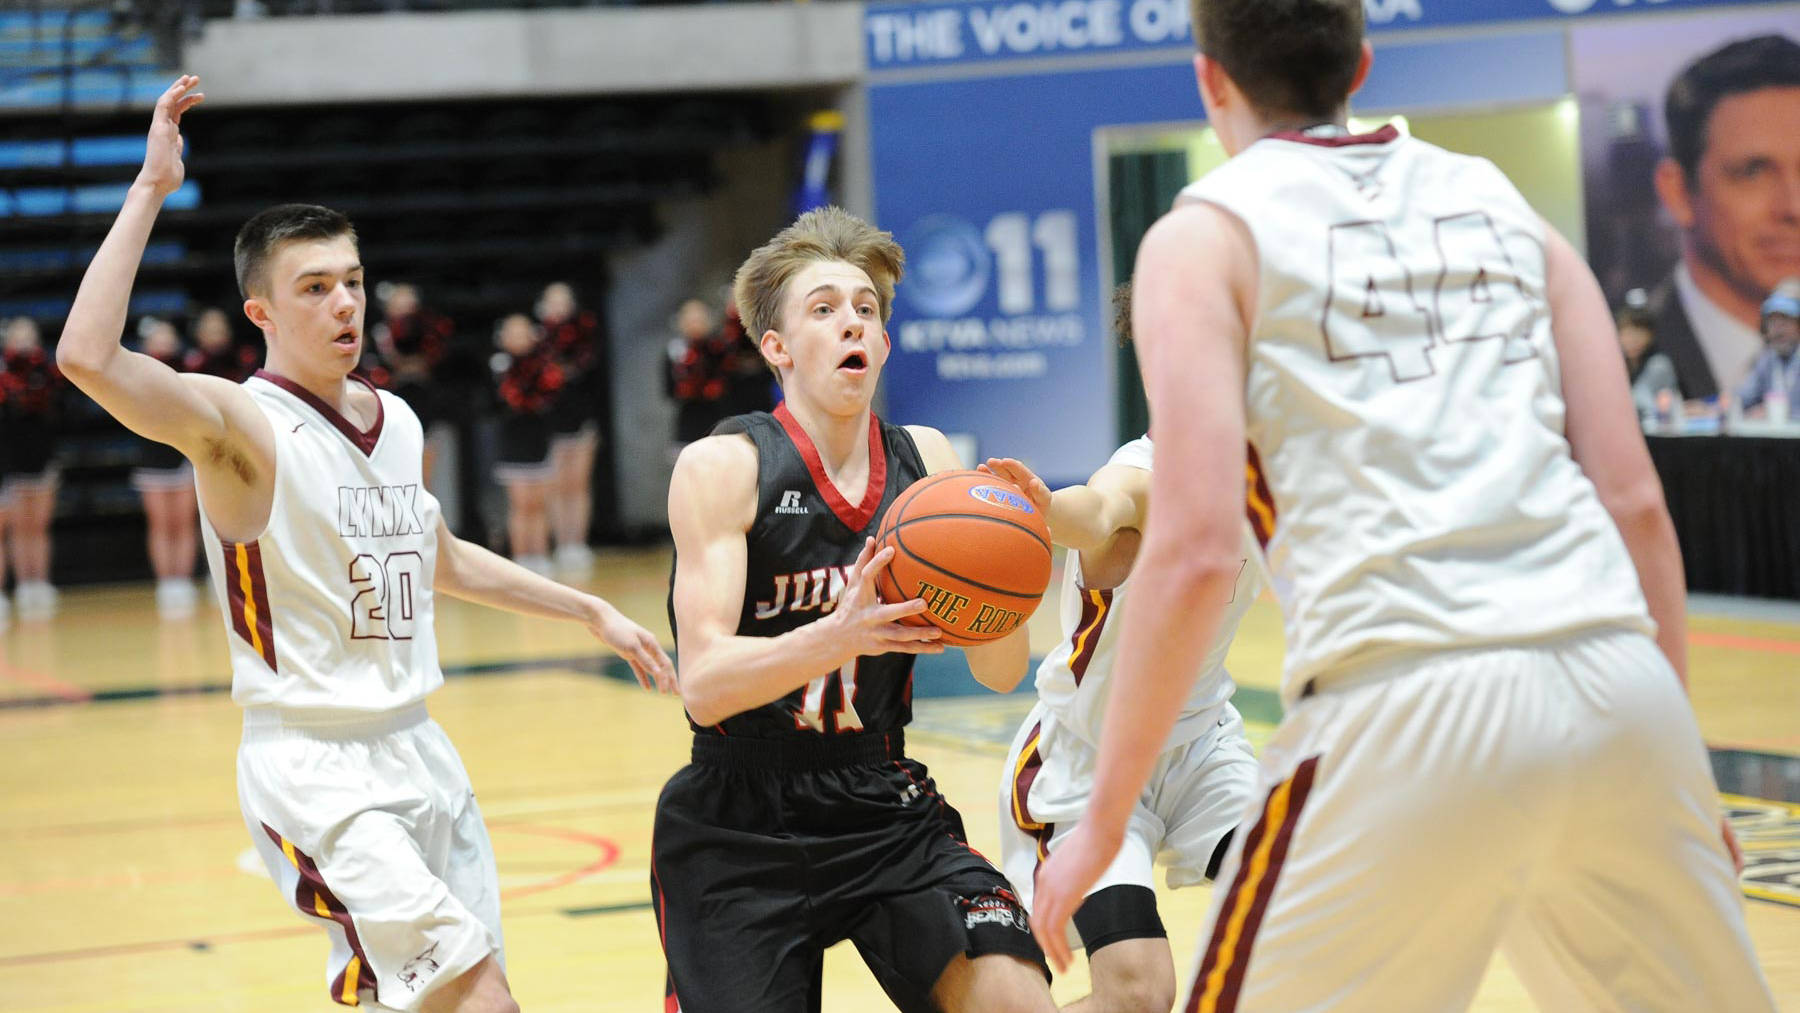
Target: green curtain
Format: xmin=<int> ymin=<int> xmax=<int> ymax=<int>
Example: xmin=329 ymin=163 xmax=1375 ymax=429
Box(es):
xmin=1107 ymin=150 xmax=1190 ymax=439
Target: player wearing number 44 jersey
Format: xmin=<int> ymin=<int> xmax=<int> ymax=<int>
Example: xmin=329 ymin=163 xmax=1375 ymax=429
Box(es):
xmin=58 ymin=77 xmax=675 ymax=1013
xmin=656 ymin=207 xmax=1056 ymax=1013
xmin=1029 ymin=3 xmax=1777 ymax=1011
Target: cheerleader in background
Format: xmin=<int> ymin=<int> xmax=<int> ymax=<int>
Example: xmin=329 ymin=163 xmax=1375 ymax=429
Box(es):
xmin=184 ymin=306 xmax=258 ymax=382
xmin=375 ymin=283 xmax=453 ymax=485
xmin=538 ymin=282 xmax=600 ymax=577
xmin=133 ymin=318 xmax=201 ymax=618
xmin=2 ymin=318 xmax=62 ymax=621
xmin=0 ymin=353 xmax=10 ymax=630
xmin=492 ymin=313 xmax=563 ymax=576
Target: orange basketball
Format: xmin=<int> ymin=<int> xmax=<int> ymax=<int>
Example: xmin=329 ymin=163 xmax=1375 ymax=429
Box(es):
xmin=874 ymin=470 xmax=1052 ymax=647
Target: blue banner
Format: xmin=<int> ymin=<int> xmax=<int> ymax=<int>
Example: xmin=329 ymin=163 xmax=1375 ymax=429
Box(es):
xmin=866 ymin=0 xmax=1794 ymax=70
xmin=869 ymin=31 xmax=1571 ymax=485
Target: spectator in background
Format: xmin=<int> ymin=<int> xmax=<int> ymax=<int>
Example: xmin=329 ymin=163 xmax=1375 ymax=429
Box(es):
xmin=132 ymin=319 xmax=201 ymax=618
xmin=2 ymin=318 xmax=62 ymax=620
xmin=665 ymin=298 xmax=730 ymax=456
xmin=1649 ymin=34 xmax=1800 ymax=400
xmin=538 ymin=282 xmax=601 ymax=578
xmin=373 ymin=282 xmax=453 ymax=484
xmin=492 ymin=313 xmax=562 ymax=576
xmin=1735 ymin=280 xmax=1800 ymax=420
xmin=1618 ymin=292 xmax=1681 ymax=424
xmin=719 ymin=296 xmax=777 ymax=417
xmin=0 ymin=348 xmax=10 ymax=630
xmin=185 ymin=306 xmax=259 ymax=382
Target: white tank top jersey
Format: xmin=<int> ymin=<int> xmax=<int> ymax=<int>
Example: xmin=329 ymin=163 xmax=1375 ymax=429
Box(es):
xmin=1177 ymin=127 xmax=1653 ymax=701
xmin=1033 ymin=437 xmax=1264 ymax=748
xmin=199 ymin=371 xmax=444 ymax=715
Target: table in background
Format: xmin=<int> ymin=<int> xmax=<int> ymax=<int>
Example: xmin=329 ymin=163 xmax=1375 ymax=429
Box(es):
xmin=1646 ymin=434 xmax=1800 ymax=600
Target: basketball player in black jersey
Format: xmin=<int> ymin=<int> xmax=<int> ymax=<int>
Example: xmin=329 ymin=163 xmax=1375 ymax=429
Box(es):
xmin=654 ymin=207 xmax=1056 ymax=1013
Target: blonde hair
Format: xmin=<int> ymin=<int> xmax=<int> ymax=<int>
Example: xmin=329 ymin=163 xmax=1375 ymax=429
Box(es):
xmin=731 ymin=206 xmax=906 ymax=348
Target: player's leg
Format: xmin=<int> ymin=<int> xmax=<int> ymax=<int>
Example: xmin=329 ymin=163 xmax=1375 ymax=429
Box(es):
xmin=652 ymin=763 xmax=823 ymax=1013
xmin=931 ymin=952 xmax=1058 ymax=1013
xmin=417 ymin=957 xmax=515 ymax=1013
xmin=842 ymin=757 xmax=1053 ymax=1013
xmin=1500 ymin=631 xmax=1776 ymax=1011
xmin=1000 ymin=707 xmax=1175 ymax=1013
xmin=238 ymin=716 xmax=506 ymax=1012
xmin=1065 ymin=910 xmax=1180 ymax=1013
xmin=1180 ymin=652 xmax=1571 ymax=1012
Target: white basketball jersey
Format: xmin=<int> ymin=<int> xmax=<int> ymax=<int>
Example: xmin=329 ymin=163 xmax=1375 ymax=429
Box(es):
xmin=200 ymin=372 xmax=444 ymax=714
xmin=1034 ymin=438 xmax=1263 ymax=748
xmin=1178 ymin=127 xmax=1652 ymax=700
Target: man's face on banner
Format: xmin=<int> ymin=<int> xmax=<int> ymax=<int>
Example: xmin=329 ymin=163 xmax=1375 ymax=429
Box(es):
xmin=1660 ymin=86 xmax=1800 ymax=310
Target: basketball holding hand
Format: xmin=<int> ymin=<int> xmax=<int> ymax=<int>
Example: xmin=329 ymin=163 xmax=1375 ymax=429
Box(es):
xmin=832 ymin=537 xmax=947 ymax=656
xmin=874 ymin=470 xmax=1053 ymax=646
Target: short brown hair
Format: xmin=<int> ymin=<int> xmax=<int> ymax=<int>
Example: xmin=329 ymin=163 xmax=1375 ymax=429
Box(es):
xmin=732 ymin=206 xmax=906 ymax=346
xmin=1192 ymin=0 xmax=1365 ymax=122
xmin=234 ymin=203 xmax=357 ymax=298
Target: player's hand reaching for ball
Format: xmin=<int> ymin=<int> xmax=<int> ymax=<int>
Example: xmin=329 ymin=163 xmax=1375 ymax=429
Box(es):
xmin=979 ymin=458 xmax=1051 ymax=517
xmin=832 ymin=537 xmax=944 ymax=656
xmin=585 ymin=599 xmax=678 ymax=695
xmin=139 ymin=75 xmax=203 ymax=199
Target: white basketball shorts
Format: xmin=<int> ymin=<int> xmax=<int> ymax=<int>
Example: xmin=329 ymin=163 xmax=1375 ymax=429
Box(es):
xmin=1183 ymin=628 xmax=1775 ymax=1013
xmin=238 ymin=703 xmax=504 ymax=1011
xmin=1001 ymin=699 xmax=1258 ymax=949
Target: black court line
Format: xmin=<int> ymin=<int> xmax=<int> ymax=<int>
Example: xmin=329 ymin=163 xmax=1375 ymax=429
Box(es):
xmin=562 ymin=901 xmax=655 ymax=918
xmin=0 ymin=653 xmax=641 ymax=711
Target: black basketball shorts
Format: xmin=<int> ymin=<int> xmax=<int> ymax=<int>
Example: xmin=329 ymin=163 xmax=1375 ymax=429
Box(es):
xmin=651 ymin=730 xmax=1049 ymax=1013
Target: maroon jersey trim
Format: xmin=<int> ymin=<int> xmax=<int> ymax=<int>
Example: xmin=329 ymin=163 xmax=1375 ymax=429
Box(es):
xmin=772 ymin=402 xmax=889 ymax=533
xmin=262 ymin=823 xmax=380 ymax=1005
xmin=255 ymin=369 xmax=386 ymax=456
xmin=1266 ymin=123 xmax=1401 ymax=148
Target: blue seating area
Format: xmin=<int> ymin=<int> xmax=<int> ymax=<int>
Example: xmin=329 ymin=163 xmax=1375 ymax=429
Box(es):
xmin=0 ymin=7 xmax=168 ymax=109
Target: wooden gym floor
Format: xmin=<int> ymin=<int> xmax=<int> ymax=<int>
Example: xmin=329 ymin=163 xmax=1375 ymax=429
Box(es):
xmin=0 ymin=545 xmax=1794 ymax=1011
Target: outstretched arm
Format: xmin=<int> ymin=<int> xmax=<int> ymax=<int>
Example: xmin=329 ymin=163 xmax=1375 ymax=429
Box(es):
xmin=983 ymin=458 xmax=1147 ymax=554
xmin=57 ymin=76 xmax=231 ymax=456
xmin=670 ymin=435 xmax=942 ymax=727
xmin=1030 ymin=202 xmax=1258 ymax=971
xmin=433 ymin=518 xmax=675 ymax=693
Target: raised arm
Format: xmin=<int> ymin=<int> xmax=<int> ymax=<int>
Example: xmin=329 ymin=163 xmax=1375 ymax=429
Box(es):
xmin=669 ymin=434 xmax=941 ymax=727
xmin=1542 ymin=220 xmax=1688 ymax=685
xmin=907 ymin=426 xmax=1034 ymax=693
xmin=56 ymin=77 xmax=235 ymax=457
xmin=984 ymin=457 xmax=1147 ymax=554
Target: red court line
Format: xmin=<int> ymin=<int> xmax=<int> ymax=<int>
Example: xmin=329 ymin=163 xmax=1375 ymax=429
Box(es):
xmin=1691 ymin=631 xmax=1800 ymax=657
xmin=488 ymin=823 xmax=621 ymax=902
xmin=0 ymin=659 xmax=92 ymax=703
xmin=0 ymin=826 xmax=621 ymax=966
xmin=0 ymin=924 xmax=309 ymax=968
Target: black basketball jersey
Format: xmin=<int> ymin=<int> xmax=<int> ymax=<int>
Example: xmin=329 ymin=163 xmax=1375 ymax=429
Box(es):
xmin=675 ymin=404 xmax=929 ymax=738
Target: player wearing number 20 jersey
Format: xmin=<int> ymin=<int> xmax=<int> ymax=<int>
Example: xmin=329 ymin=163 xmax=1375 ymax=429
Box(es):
xmin=201 ymin=370 xmax=442 ymax=712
